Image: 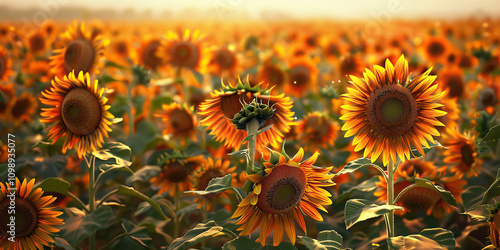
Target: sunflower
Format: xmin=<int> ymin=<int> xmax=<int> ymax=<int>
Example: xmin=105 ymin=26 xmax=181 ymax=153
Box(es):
xmin=285 ymin=56 xmax=319 ymax=97
xmin=107 ymin=38 xmax=130 ymax=68
xmin=0 ymin=178 xmax=64 ymax=250
xmin=136 ymin=38 xmax=163 ymax=71
xmin=198 ymin=77 xmax=294 ymax=151
xmin=419 ymin=36 xmax=453 ymax=63
xmin=340 ymin=55 xmax=447 ymax=166
xmin=26 ymin=31 xmax=47 ymax=57
xmin=40 ymin=71 xmax=116 ymax=158
xmin=441 ymin=128 xmax=482 ymax=179
xmin=339 ymin=55 xmax=365 ymax=78
xmin=0 ymin=25 xmax=12 ymax=44
xmin=208 ymin=45 xmax=239 ymax=77
xmin=296 ymin=112 xmax=339 ymax=152
xmin=488 ymin=205 xmax=500 ymax=248
xmin=9 ymin=92 xmax=37 ymax=126
xmin=50 ymin=22 xmax=105 ymax=78
xmin=0 ymin=83 xmax=15 ymax=118
xmin=0 ymin=46 xmax=13 ymax=82
xmin=258 ymin=63 xmax=286 ymax=91
xmin=192 ymin=158 xmax=237 ymax=210
xmin=438 ymin=66 xmax=466 ymax=99
xmin=231 ymin=148 xmax=334 ymax=246
xmin=155 ymin=103 xmax=197 ymax=144
xmin=150 ymin=152 xmax=206 ymax=197
xmin=159 ymin=29 xmax=208 ymax=72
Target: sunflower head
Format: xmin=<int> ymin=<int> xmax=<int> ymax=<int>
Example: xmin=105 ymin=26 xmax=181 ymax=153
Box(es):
xmin=137 ymin=38 xmax=163 ymax=71
xmin=199 ymin=77 xmax=294 ymax=150
xmin=296 ymin=112 xmax=339 ymax=152
xmin=0 ymin=83 xmax=16 ymax=117
xmin=50 ymin=22 xmax=105 ymax=78
xmin=286 ymin=56 xmax=319 ymax=97
xmin=0 ymin=178 xmax=64 ymax=250
xmin=160 ymin=29 xmax=208 ymax=71
xmin=155 ymin=102 xmax=197 ymax=143
xmin=442 ymin=128 xmax=482 ymax=178
xmin=209 ymin=46 xmax=238 ymax=76
xmin=0 ymin=46 xmax=13 ymax=82
xmin=151 ymin=152 xmax=206 ymax=197
xmin=9 ymin=92 xmax=37 ymax=126
xmin=40 ymin=70 xmax=117 ymax=158
xmin=231 ymin=148 xmax=334 ymax=246
xmin=340 ymin=55 xmax=447 ymax=166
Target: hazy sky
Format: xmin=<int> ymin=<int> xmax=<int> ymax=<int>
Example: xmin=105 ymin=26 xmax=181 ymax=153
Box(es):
xmin=2 ymin=0 xmax=500 ymax=19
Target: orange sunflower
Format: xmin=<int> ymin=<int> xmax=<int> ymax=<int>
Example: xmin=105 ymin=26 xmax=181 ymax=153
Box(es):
xmin=155 ymin=102 xmax=197 ymax=144
xmin=192 ymin=158 xmax=237 ymax=210
xmin=40 ymin=71 xmax=116 ymax=158
xmin=285 ymin=56 xmax=319 ymax=97
xmin=419 ymin=36 xmax=453 ymax=64
xmin=136 ymin=38 xmax=164 ymax=71
xmin=0 ymin=46 xmax=13 ymax=82
xmin=296 ymin=112 xmax=339 ymax=152
xmin=0 ymin=83 xmax=15 ymax=118
xmin=198 ymin=77 xmax=294 ymax=151
xmin=208 ymin=45 xmax=239 ymax=77
xmin=9 ymin=92 xmax=37 ymax=126
xmin=50 ymin=22 xmax=105 ymax=78
xmin=0 ymin=178 xmax=64 ymax=250
xmin=231 ymin=148 xmax=334 ymax=246
xmin=438 ymin=66 xmax=466 ymax=99
xmin=159 ymin=29 xmax=208 ymax=72
xmin=340 ymin=55 xmax=447 ymax=166
xmin=25 ymin=31 xmax=47 ymax=57
xmin=441 ymin=128 xmax=482 ymax=179
xmin=258 ymin=63 xmax=286 ymax=91
xmin=150 ymin=152 xmax=206 ymax=197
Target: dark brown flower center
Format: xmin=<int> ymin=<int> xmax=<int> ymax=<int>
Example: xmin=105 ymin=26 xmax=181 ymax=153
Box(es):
xmin=29 ymin=33 xmax=45 ymax=54
xmin=214 ymin=49 xmax=236 ymax=69
xmin=0 ymin=28 xmax=7 ymax=36
xmin=460 ymin=143 xmax=475 ymax=167
xmin=0 ymin=56 xmax=5 ymax=77
xmin=0 ymin=197 xmax=38 ymax=238
xmin=64 ymin=39 xmax=95 ymax=75
xmin=341 ymin=57 xmax=357 ymax=75
xmin=257 ymin=164 xmax=306 ymax=214
xmin=290 ymin=65 xmax=311 ymax=87
xmin=427 ymin=41 xmax=445 ymax=57
xmin=142 ymin=41 xmax=162 ymax=70
xmin=367 ymin=84 xmax=418 ymax=137
xmin=459 ymin=55 xmax=473 ymax=68
xmin=164 ymin=161 xmax=190 ymax=183
xmin=115 ymin=41 xmax=128 ymax=55
xmin=327 ymin=43 xmax=339 ymax=56
xmin=170 ymin=41 xmax=199 ymax=68
xmin=262 ymin=66 xmax=284 ymax=87
xmin=444 ymin=75 xmax=464 ymax=98
xmin=0 ymin=91 xmax=7 ymax=113
xmin=61 ymin=88 xmax=101 ymax=136
xmin=477 ymin=88 xmax=497 ymax=109
xmin=170 ymin=108 xmax=194 ymax=134
xmin=11 ymin=97 xmax=31 ymax=118
xmin=306 ymin=36 xmax=316 ymax=47
xmin=306 ymin=116 xmax=329 ymax=141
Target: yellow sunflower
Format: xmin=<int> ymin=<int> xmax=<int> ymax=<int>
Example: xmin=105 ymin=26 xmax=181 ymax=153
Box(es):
xmin=0 ymin=46 xmax=13 ymax=82
xmin=40 ymin=71 xmax=116 ymax=158
xmin=136 ymin=38 xmax=163 ymax=72
xmin=0 ymin=178 xmax=64 ymax=250
xmin=441 ymin=128 xmax=482 ymax=179
xmin=50 ymin=22 xmax=105 ymax=78
xmin=154 ymin=102 xmax=198 ymax=144
xmin=159 ymin=29 xmax=208 ymax=72
xmin=340 ymin=55 xmax=447 ymax=166
xmin=198 ymin=77 xmax=294 ymax=151
xmin=296 ymin=112 xmax=339 ymax=152
xmin=150 ymin=152 xmax=206 ymax=197
xmin=192 ymin=158 xmax=237 ymax=210
xmin=208 ymin=45 xmax=239 ymax=77
xmin=231 ymin=148 xmax=334 ymax=246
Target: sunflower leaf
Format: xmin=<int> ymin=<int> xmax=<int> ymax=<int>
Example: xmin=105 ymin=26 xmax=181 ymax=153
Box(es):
xmin=483 ymin=124 xmax=500 ymax=141
xmin=126 ymin=165 xmax=161 ymax=185
xmin=191 ymin=69 xmax=204 ymax=85
xmin=413 ymin=178 xmax=458 ymax=208
xmin=480 ymin=174 xmax=500 ymax=205
xmin=35 ymin=177 xmax=71 ymax=196
xmin=388 ymin=228 xmax=456 ymax=250
xmin=299 ymin=229 xmax=343 ymax=250
xmin=410 ymin=140 xmax=445 ymax=158
xmin=461 ymin=186 xmax=487 ymax=211
xmin=107 ymin=219 xmax=152 ymax=250
xmin=116 ymin=185 xmax=170 ymax=221
xmin=463 ymin=204 xmax=492 ymax=222
xmin=344 ymin=199 xmax=404 ymax=229
xmin=168 ymin=221 xmax=223 ymax=250
xmin=105 ymin=60 xmax=127 ymax=69
xmin=335 ymin=157 xmax=386 ymax=177
xmin=185 ymin=174 xmax=232 ymax=195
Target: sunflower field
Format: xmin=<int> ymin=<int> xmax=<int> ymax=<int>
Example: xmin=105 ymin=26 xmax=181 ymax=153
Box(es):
xmin=1 ymin=14 xmax=500 ymax=250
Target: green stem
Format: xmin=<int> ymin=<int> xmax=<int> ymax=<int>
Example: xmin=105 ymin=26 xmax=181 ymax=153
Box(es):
xmin=246 ymin=118 xmax=260 ymax=173
xmin=127 ymin=82 xmax=134 ymax=136
xmin=386 ymin=159 xmax=395 ymax=248
xmin=67 ymin=191 xmax=89 ymax=213
xmin=87 ymin=155 xmax=96 ymax=250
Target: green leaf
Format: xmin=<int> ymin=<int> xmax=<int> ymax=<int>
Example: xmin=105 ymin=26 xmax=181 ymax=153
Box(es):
xmin=222 ymin=236 xmax=261 ymax=250
xmin=463 ymin=204 xmax=492 ymax=222
xmin=126 ymin=165 xmax=161 ymax=184
xmin=105 ymin=60 xmax=127 ymax=69
xmin=117 ymin=185 xmax=170 ymax=221
xmin=484 ymin=124 xmax=500 ymax=141
xmin=461 ymin=186 xmax=486 ymax=211
xmin=481 ymin=176 xmax=500 ymax=205
xmin=299 ymin=230 xmax=343 ymax=250
xmin=0 ymin=163 xmax=8 ymax=179
xmin=389 ymin=228 xmax=455 ymax=250
xmin=412 ymin=178 xmax=458 ymax=208
xmin=335 ymin=157 xmax=385 ymax=177
xmin=35 ymin=177 xmax=71 ymax=196
xmin=58 ymin=206 xmax=113 ymax=247
xmin=110 ymin=219 xmax=152 ymax=250
xmin=185 ymin=174 xmax=231 ymax=195
xmin=168 ymin=221 xmax=223 ymax=250
xmin=344 ymin=199 xmax=403 ymax=229
xmin=54 ymin=237 xmax=73 ymax=250
xmin=191 ymin=69 xmax=204 ymax=85
xmin=410 ymin=140 xmax=445 ymax=158
xmin=99 ymin=164 xmax=133 ymax=176
xmin=337 ymin=176 xmax=379 ymax=203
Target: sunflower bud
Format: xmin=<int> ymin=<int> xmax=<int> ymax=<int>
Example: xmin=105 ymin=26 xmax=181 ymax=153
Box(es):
xmin=230 ymin=98 xmax=275 ymax=131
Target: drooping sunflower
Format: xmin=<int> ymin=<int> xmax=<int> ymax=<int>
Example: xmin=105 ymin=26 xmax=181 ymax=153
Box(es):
xmin=155 ymin=102 xmax=197 ymax=144
xmin=50 ymin=22 xmax=105 ymax=78
xmin=150 ymin=152 xmax=206 ymax=197
xmin=198 ymin=77 xmax=294 ymax=151
xmin=441 ymin=128 xmax=482 ymax=179
xmin=40 ymin=71 xmax=116 ymax=158
xmin=340 ymin=55 xmax=447 ymax=166
xmin=296 ymin=112 xmax=339 ymax=152
xmin=0 ymin=178 xmax=64 ymax=250
xmin=159 ymin=29 xmax=208 ymax=72
xmin=0 ymin=46 xmax=13 ymax=82
xmin=192 ymin=158 xmax=237 ymax=210
xmin=231 ymin=148 xmax=334 ymax=246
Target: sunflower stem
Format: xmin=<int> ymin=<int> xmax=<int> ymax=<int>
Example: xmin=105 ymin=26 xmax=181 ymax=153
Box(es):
xmin=87 ymin=154 xmax=97 ymax=250
xmin=386 ymin=159 xmax=396 ymax=249
xmin=127 ymin=81 xmax=135 ymax=136
xmin=246 ymin=118 xmax=260 ymax=173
